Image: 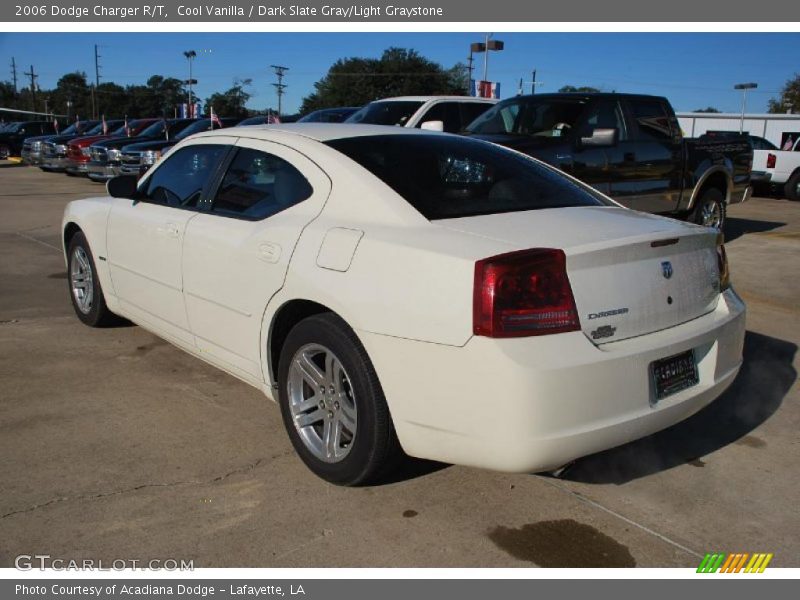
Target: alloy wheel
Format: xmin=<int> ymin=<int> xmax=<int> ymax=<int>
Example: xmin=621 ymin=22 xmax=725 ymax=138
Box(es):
xmin=70 ymin=246 xmax=94 ymax=314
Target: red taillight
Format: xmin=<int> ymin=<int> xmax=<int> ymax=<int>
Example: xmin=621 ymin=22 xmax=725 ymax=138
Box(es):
xmin=767 ymin=153 xmax=777 ymax=169
xmin=473 ymin=248 xmax=581 ymax=338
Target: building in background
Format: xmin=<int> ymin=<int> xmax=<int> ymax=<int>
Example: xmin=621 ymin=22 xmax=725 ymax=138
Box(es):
xmin=677 ymin=112 xmax=800 ymax=147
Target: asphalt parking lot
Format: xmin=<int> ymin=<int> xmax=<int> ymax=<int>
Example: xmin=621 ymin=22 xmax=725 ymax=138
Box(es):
xmin=0 ymin=161 xmax=798 ymax=568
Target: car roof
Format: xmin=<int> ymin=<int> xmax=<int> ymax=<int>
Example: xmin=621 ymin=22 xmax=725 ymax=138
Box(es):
xmin=213 ymin=122 xmax=449 ymax=142
xmin=369 ymin=96 xmax=496 ymax=103
xmin=502 ymin=92 xmax=668 ymax=102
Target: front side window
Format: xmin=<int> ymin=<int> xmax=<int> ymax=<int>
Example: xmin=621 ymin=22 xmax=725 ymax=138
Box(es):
xmin=327 ymin=134 xmax=609 ymax=220
xmin=583 ymin=100 xmax=627 ymax=140
xmin=345 ymin=101 xmax=425 ymax=126
xmin=139 ymin=144 xmax=227 ymax=208
xmin=466 ymin=98 xmax=588 ymax=138
xmin=211 ymin=148 xmax=313 ymax=219
xmin=418 ymin=103 xmax=461 ymax=133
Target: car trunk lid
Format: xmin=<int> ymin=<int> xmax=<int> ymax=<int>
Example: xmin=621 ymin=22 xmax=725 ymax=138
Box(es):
xmin=438 ymin=206 xmax=721 ymax=344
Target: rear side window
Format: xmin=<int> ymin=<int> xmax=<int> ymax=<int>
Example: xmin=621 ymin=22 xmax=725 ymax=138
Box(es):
xmin=140 ymin=144 xmax=227 ymax=208
xmin=326 ymin=135 xmax=609 ymax=220
xmin=211 ymin=147 xmax=313 ymax=219
xmin=629 ymin=100 xmax=673 ymax=140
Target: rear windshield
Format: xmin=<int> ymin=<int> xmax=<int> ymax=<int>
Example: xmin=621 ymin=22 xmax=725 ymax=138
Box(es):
xmin=326 ymin=134 xmax=609 ymax=220
xmin=345 ymin=101 xmax=425 ymax=127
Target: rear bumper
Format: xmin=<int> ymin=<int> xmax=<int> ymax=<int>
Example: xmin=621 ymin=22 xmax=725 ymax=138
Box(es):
xmin=359 ymin=287 xmax=746 ymax=473
xmin=749 ymin=171 xmax=771 ymax=184
xmin=87 ymin=162 xmax=120 ymax=181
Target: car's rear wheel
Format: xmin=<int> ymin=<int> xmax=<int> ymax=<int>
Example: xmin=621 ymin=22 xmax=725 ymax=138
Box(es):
xmin=690 ymin=188 xmax=726 ymax=230
xmin=0 ymin=145 xmax=10 ymax=160
xmin=277 ymin=313 xmax=401 ymax=485
xmin=67 ymin=231 xmax=117 ymax=327
xmin=784 ymin=172 xmax=800 ymax=202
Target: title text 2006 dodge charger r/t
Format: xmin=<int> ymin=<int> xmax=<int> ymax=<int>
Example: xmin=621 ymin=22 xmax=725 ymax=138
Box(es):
xmin=61 ymin=124 xmax=745 ymax=485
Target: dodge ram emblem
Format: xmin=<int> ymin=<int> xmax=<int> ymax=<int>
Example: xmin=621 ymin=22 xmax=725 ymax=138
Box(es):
xmin=661 ymin=261 xmax=673 ymax=279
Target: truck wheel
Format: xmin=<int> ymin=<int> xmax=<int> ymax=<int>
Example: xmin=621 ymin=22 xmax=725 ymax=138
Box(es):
xmin=691 ymin=188 xmax=726 ymax=230
xmin=277 ymin=313 xmax=402 ymax=486
xmin=0 ymin=145 xmax=10 ymax=160
xmin=784 ymin=172 xmax=800 ymax=202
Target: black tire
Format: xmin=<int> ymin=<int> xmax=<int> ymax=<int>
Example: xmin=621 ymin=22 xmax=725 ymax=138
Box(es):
xmin=0 ymin=145 xmax=10 ymax=160
xmin=277 ymin=313 xmax=402 ymax=486
xmin=784 ymin=172 xmax=800 ymax=202
xmin=66 ymin=231 xmax=118 ymax=327
xmin=690 ymin=188 xmax=726 ymax=230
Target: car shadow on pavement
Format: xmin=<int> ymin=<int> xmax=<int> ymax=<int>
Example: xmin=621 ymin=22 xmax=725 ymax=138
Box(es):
xmin=724 ymin=217 xmax=786 ymax=243
xmin=559 ymin=330 xmax=797 ymax=484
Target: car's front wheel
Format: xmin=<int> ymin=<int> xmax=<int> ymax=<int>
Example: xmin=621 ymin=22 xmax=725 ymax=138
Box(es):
xmin=690 ymin=188 xmax=726 ymax=230
xmin=67 ymin=231 xmax=118 ymax=327
xmin=277 ymin=313 xmax=401 ymax=485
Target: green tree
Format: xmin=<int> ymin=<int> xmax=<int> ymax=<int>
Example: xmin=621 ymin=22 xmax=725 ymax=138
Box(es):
xmin=300 ymin=48 xmax=466 ymax=113
xmin=558 ymin=85 xmax=602 ymax=93
xmin=768 ymin=73 xmax=800 ymax=114
xmin=694 ymin=107 xmax=721 ymax=113
xmin=205 ymin=79 xmax=253 ymax=117
xmin=50 ymin=72 xmax=92 ymax=120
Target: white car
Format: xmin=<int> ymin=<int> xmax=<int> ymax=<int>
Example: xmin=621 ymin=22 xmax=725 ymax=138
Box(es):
xmin=62 ymin=124 xmax=746 ymax=485
xmin=344 ymin=96 xmax=496 ymax=133
xmin=752 ymin=136 xmax=800 ymax=201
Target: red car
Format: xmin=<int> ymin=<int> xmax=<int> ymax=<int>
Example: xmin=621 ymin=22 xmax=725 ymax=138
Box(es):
xmin=65 ymin=119 xmax=157 ymax=176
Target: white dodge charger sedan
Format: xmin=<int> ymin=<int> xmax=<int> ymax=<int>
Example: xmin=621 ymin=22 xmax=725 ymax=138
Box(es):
xmin=62 ymin=124 xmax=746 ymax=485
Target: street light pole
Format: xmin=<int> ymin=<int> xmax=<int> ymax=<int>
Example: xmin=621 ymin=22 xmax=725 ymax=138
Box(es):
xmin=734 ymin=82 xmax=757 ymax=134
xmin=184 ymin=50 xmax=197 ymax=116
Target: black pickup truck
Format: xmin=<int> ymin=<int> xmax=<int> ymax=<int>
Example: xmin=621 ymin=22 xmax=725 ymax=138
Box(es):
xmin=465 ymin=93 xmax=752 ymax=230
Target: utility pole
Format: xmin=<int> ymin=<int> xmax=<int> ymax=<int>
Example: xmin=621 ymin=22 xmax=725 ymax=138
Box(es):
xmin=271 ymin=65 xmax=288 ymax=116
xmin=93 ymin=44 xmax=102 ymax=119
xmin=24 ymin=65 xmax=38 ymax=112
xmin=531 ymin=69 xmax=537 ymax=94
xmin=10 ymin=57 xmax=18 ymax=94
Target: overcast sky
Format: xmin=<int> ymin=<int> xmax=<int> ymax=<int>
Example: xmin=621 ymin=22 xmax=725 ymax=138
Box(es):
xmin=2 ymin=32 xmax=798 ymax=114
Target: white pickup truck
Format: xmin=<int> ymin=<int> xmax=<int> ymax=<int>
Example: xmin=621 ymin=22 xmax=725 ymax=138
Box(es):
xmin=752 ymin=136 xmax=800 ymax=201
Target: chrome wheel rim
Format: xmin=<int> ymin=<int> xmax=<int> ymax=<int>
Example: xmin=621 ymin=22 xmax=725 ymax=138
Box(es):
xmin=700 ymin=200 xmax=722 ymax=229
xmin=288 ymin=343 xmax=357 ymax=463
xmin=70 ymin=247 xmax=94 ymax=314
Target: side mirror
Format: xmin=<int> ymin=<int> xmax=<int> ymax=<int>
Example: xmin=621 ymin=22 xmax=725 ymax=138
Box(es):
xmin=107 ymin=174 xmax=140 ymax=199
xmin=420 ymin=120 xmax=445 ymax=132
xmin=579 ymin=127 xmax=618 ymax=147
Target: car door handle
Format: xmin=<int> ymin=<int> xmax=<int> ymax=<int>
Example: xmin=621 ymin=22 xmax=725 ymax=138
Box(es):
xmin=158 ymin=223 xmax=180 ymax=238
xmin=258 ymin=242 xmax=281 ymax=264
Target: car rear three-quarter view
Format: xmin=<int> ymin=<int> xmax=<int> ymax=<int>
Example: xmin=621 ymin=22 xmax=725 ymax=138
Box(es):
xmin=61 ymin=124 xmax=746 ymax=486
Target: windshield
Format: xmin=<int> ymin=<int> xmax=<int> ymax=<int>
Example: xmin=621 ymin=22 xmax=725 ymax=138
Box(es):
xmin=138 ymin=121 xmax=168 ymax=138
xmin=175 ymin=120 xmax=212 ymax=139
xmin=466 ymin=97 xmax=588 ymax=137
xmin=345 ymin=101 xmax=425 ymax=126
xmin=326 ymin=134 xmax=609 ymax=220
xmin=84 ymin=123 xmax=105 ymax=136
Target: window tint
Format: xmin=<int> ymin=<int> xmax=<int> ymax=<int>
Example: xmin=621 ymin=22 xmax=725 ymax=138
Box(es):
xmin=140 ymin=144 xmax=227 ymax=208
xmin=467 ymin=97 xmax=587 ymax=138
xmin=583 ymin=100 xmax=627 ymax=140
xmin=630 ymin=100 xmax=672 ymax=140
xmin=211 ymin=148 xmax=313 ymax=219
xmin=418 ymin=103 xmax=461 ymax=133
xmin=345 ymin=101 xmax=425 ymax=126
xmin=459 ymin=103 xmax=494 ymax=129
xmin=327 ymin=135 xmax=609 ymax=220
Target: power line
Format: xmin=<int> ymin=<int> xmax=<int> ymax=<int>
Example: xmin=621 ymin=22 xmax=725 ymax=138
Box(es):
xmin=271 ymin=65 xmax=288 ymax=116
